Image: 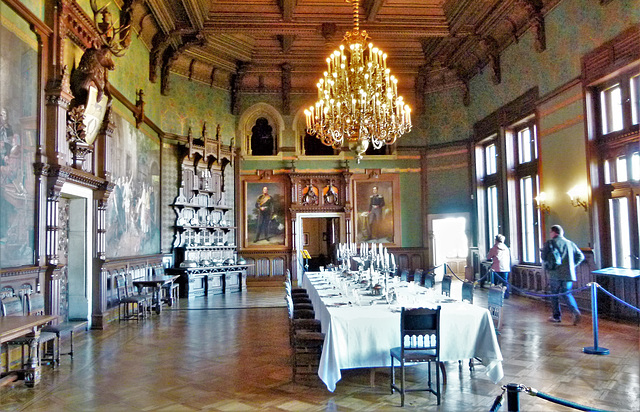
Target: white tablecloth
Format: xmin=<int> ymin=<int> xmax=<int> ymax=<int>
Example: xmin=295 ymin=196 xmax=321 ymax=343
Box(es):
xmin=302 ymin=272 xmax=504 ymax=392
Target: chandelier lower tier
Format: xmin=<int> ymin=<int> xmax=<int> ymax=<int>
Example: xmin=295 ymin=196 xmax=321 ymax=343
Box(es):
xmin=305 ymin=0 xmax=411 ymax=162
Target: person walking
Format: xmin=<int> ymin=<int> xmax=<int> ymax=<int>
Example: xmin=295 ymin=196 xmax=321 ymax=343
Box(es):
xmin=541 ymin=225 xmax=585 ymax=325
xmin=487 ymin=234 xmax=511 ymax=298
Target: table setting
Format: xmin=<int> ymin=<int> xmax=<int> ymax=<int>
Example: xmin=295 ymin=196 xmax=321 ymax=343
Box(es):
xmin=301 ymin=242 xmax=504 ymax=392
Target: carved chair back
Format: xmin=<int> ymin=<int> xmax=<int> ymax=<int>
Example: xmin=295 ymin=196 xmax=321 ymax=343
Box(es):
xmin=1 ymin=295 xmax=24 ymax=316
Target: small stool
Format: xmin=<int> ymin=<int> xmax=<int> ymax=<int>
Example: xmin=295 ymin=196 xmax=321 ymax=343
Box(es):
xmin=41 ymin=320 xmax=88 ymax=360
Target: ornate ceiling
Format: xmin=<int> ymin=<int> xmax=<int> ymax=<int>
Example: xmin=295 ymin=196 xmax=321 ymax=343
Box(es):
xmin=133 ymin=0 xmax=559 ymax=110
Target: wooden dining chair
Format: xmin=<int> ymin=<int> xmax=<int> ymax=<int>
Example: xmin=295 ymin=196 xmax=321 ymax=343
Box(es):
xmin=286 ymin=269 xmax=307 ymax=295
xmin=24 ymin=294 xmax=60 ymax=366
xmin=285 ymin=294 xmax=324 ymax=383
xmin=412 ymin=269 xmax=424 ymax=286
xmin=115 ymin=274 xmax=148 ymax=322
xmin=2 ymin=294 xmax=58 ymax=370
xmin=390 ymin=306 xmax=442 ymax=406
xmin=488 ymin=286 xmax=506 ymax=332
xmin=441 ymin=275 xmax=452 ymax=297
xmin=461 ymin=281 xmax=474 ymax=304
xmin=423 ymin=273 xmax=436 ymax=289
xmin=400 ymin=269 xmax=409 ymax=282
xmin=156 ymin=266 xmax=179 ymax=304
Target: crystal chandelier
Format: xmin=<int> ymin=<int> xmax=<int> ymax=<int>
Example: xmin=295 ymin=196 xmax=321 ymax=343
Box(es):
xmin=305 ymin=0 xmax=411 ymax=162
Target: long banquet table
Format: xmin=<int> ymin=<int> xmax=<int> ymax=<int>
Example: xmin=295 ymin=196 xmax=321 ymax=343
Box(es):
xmin=302 ymin=271 xmax=504 ymax=392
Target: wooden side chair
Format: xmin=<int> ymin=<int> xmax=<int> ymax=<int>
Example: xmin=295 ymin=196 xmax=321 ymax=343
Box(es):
xmin=2 ymin=295 xmax=58 ymax=370
xmin=115 ymin=274 xmax=148 ymax=322
xmin=285 ymin=294 xmax=324 ymax=383
xmin=461 ymin=281 xmax=474 ymax=304
xmin=400 ymin=269 xmax=409 ymax=282
xmin=156 ymin=266 xmax=179 ymax=305
xmin=24 ymin=294 xmax=60 ymax=366
xmin=488 ymin=286 xmax=506 ymax=332
xmin=413 ymin=269 xmax=424 ymax=286
xmin=390 ymin=306 xmax=442 ymax=406
xmin=441 ymin=275 xmax=452 ymax=296
xmin=423 ymin=273 xmax=436 ymax=289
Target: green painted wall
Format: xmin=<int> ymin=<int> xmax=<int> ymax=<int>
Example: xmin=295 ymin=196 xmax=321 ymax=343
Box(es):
xmin=468 ymin=0 xmax=639 ymax=124
xmin=399 ymin=171 xmax=423 ymax=247
xmin=418 ymin=0 xmax=638 ymax=248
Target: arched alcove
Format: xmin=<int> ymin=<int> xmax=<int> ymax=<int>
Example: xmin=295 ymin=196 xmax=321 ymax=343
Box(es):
xmin=237 ymin=103 xmax=285 ymax=156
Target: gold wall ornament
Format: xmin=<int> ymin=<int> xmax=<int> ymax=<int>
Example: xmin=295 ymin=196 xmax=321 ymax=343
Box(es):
xmin=304 ymin=0 xmax=411 ymax=163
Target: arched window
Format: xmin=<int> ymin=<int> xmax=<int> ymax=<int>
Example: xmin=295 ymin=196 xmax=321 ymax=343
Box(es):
xmin=237 ymin=103 xmax=284 ymax=156
xmin=303 ymin=131 xmax=336 ymax=156
xmin=251 ymin=117 xmax=275 ymax=156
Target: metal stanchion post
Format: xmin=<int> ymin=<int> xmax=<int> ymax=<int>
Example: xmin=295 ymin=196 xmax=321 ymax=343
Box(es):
xmin=583 ymin=282 xmax=610 ymax=355
xmin=506 ymin=383 xmax=520 ymax=412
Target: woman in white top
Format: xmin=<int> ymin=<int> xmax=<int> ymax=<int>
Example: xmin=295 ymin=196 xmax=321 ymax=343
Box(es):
xmin=487 ymin=234 xmax=511 ymax=298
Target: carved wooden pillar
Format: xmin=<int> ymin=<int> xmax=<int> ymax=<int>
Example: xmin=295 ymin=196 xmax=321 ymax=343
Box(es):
xmin=230 ymin=62 xmax=248 ymax=115
xmin=42 ymin=168 xmax=67 ymax=317
xmin=45 ymin=69 xmax=73 ymax=165
xmin=281 ymin=63 xmax=291 ymax=115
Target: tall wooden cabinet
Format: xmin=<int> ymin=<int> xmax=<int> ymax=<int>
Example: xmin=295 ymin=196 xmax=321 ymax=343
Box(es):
xmin=168 ymin=127 xmax=247 ymax=297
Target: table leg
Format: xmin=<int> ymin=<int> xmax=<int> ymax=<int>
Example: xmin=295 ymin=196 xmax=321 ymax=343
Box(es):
xmin=167 ymin=282 xmax=174 ymax=307
xmin=24 ymin=329 xmax=41 ymax=387
xmin=154 ymin=287 xmax=162 ymax=314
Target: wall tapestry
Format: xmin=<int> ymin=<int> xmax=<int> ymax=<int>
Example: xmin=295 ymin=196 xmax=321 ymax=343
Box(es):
xmin=105 ymin=111 xmax=160 ymax=257
xmin=0 ymin=7 xmax=38 ymax=268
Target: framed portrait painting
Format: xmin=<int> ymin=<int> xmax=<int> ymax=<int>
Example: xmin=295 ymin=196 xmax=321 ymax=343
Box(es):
xmin=244 ymin=180 xmax=288 ymax=248
xmin=353 ymin=175 xmax=401 ymax=246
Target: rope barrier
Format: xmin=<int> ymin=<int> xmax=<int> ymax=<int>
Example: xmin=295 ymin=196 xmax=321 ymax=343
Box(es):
xmin=595 ymin=283 xmax=640 ymax=313
xmin=490 ymin=270 xmax=592 ymax=298
xmin=497 ymin=383 xmax=613 ymax=412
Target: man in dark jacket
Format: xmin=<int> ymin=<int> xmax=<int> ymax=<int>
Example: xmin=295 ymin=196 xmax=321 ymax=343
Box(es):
xmin=541 ymin=225 xmax=585 ymax=325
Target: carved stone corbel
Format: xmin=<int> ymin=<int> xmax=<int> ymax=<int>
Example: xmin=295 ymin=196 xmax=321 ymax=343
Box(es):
xmin=521 ymin=0 xmax=546 ymax=53
xmin=480 ymin=36 xmax=501 ymax=85
xmin=160 ymin=31 xmax=206 ymax=95
xmin=149 ymin=31 xmax=172 ymax=83
xmin=134 ymin=89 xmax=145 ymax=128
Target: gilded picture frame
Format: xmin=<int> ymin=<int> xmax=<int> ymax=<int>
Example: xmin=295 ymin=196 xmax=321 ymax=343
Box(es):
xmin=353 ymin=174 xmax=401 ymax=246
xmin=243 ymin=177 xmax=288 ymax=248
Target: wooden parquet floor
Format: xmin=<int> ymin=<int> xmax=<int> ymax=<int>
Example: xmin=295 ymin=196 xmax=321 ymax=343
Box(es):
xmin=1 ymin=285 xmax=638 ymax=411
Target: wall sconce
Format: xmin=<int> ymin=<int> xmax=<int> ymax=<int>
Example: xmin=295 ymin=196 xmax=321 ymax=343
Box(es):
xmin=535 ymin=191 xmax=551 ymax=214
xmin=567 ymin=184 xmax=589 ymax=211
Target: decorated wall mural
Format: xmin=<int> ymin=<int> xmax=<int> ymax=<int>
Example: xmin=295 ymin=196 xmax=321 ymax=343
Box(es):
xmin=0 ymin=7 xmax=37 ymax=268
xmin=105 ymin=111 xmax=161 ymax=257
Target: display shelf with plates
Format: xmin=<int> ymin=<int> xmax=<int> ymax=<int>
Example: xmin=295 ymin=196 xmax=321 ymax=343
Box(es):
xmin=168 ymin=124 xmax=248 ymax=297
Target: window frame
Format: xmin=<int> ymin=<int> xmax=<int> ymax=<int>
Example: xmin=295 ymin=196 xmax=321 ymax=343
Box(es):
xmin=591 ymin=65 xmax=640 ymax=269
xmin=509 ymin=120 xmax=541 ymax=264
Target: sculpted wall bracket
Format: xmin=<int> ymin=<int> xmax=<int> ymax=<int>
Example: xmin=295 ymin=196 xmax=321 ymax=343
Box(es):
xmin=66 ymin=106 xmax=94 ymax=169
xmin=520 ymin=0 xmax=546 ymax=53
xmin=160 ymin=31 xmax=206 ymax=95
xmin=134 ymin=89 xmax=145 ymax=128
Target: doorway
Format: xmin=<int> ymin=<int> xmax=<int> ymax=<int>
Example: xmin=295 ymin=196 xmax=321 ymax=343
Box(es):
xmin=294 ymin=213 xmax=345 ymax=276
xmin=60 ymin=183 xmax=93 ymax=323
xmin=428 ymin=213 xmax=469 ymax=276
